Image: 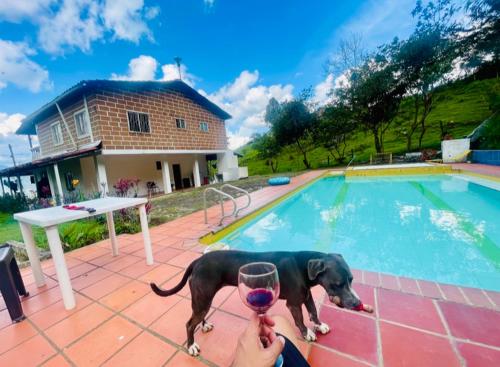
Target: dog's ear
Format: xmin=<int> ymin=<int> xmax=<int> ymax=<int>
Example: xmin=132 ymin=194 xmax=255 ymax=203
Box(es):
xmin=308 ymin=259 xmax=326 ymax=280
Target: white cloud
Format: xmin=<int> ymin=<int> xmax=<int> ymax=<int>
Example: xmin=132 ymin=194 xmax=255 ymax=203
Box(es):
xmin=0 ymin=0 xmax=55 ymax=22
xmin=160 ymin=64 xmax=196 ymax=87
xmin=102 ymin=0 xmax=156 ymax=43
xmin=110 ymin=55 xmax=158 ymax=80
xmin=0 ymin=112 xmax=35 ymax=170
xmin=38 ymin=0 xmax=103 ymax=55
xmin=1 ymin=0 xmax=159 ymax=56
xmin=0 ymin=39 xmax=51 ymax=92
xmin=205 ymin=70 xmax=293 ymax=150
xmin=313 ymin=74 xmax=335 ymax=106
xmin=204 ymin=0 xmax=216 ymax=8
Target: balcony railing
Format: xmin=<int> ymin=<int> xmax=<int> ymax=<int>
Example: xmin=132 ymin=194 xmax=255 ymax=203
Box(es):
xmin=31 ymin=146 xmax=41 ymax=161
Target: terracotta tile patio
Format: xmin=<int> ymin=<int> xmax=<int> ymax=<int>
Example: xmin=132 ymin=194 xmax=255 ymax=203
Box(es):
xmin=1 ymin=170 xmax=500 ymax=366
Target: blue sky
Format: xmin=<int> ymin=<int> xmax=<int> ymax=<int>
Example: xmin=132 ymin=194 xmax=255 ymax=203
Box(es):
xmin=0 ymin=0 xmax=418 ymax=169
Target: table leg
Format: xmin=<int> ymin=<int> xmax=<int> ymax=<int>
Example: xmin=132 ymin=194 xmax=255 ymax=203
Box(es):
xmin=19 ymin=222 xmax=45 ymax=287
xmin=106 ymin=212 xmax=118 ymax=256
xmin=45 ymin=225 xmax=76 ymax=310
xmin=139 ymin=204 xmax=154 ymax=265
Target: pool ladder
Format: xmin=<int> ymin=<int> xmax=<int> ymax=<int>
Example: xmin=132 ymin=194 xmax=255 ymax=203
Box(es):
xmin=203 ymin=184 xmax=251 ymax=226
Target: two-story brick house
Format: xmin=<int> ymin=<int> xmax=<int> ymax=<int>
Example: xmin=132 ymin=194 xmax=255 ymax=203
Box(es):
xmin=5 ymin=80 xmax=246 ymax=199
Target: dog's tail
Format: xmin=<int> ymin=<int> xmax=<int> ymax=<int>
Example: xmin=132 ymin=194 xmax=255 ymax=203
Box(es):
xmin=150 ymin=259 xmax=197 ymax=297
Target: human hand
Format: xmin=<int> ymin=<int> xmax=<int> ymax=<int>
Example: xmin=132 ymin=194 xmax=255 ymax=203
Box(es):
xmin=232 ymin=313 xmax=285 ymax=367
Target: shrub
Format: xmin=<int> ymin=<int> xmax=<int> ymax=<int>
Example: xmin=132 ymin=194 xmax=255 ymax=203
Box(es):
xmin=0 ymin=194 xmax=28 ymax=214
xmin=59 ymin=219 xmax=107 ymax=251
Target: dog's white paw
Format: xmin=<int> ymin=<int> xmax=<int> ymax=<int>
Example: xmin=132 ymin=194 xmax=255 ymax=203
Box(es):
xmin=188 ymin=343 xmax=200 ymax=356
xmin=314 ymin=322 xmax=330 ymax=334
xmin=202 ymin=322 xmax=214 ymax=333
xmin=304 ymin=328 xmax=317 ymax=342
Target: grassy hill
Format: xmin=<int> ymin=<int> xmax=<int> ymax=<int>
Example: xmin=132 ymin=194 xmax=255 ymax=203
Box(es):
xmin=240 ymin=77 xmax=499 ymax=175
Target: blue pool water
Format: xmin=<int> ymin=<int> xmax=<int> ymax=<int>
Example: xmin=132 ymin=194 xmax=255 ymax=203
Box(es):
xmin=221 ymin=175 xmax=500 ymax=291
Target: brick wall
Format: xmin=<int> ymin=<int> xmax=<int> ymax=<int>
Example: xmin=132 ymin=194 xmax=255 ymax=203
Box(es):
xmin=93 ymin=88 xmax=228 ymax=151
xmin=37 ymin=96 xmax=99 ymax=157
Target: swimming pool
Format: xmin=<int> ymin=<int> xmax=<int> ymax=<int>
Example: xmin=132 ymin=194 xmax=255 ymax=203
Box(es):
xmin=218 ymin=174 xmax=500 ymax=291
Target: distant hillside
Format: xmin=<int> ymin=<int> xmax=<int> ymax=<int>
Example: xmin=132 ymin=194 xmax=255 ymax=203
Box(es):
xmin=239 ymin=77 xmax=499 ymax=175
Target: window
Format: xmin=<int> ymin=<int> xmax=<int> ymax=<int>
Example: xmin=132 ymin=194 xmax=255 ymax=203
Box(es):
xmin=175 ymin=118 xmax=186 ymax=129
xmin=127 ymin=111 xmax=150 ymax=133
xmin=51 ymin=122 xmax=63 ymax=145
xmin=74 ymin=110 xmax=90 ymax=137
xmin=199 ymin=122 xmax=209 ymax=132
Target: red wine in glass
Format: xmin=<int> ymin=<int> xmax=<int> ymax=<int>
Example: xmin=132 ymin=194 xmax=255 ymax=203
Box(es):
xmin=238 ymin=262 xmax=283 ymax=367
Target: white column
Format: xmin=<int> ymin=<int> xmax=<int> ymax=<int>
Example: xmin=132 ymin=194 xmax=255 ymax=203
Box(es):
xmin=53 ymin=163 xmax=64 ymax=202
xmin=47 ymin=168 xmax=56 ymax=199
xmin=45 ymin=225 xmax=75 ymax=310
xmin=139 ymin=204 xmax=154 ymax=265
xmin=193 ymin=159 xmax=201 ymax=187
xmin=106 ymin=212 xmax=118 ymax=256
xmin=95 ymin=155 xmax=108 ymax=196
xmin=162 ymin=160 xmax=172 ymax=194
xmin=19 ymin=222 xmax=45 ymax=287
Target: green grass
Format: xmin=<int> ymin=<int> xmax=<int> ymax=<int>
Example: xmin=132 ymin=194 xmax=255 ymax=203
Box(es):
xmin=240 ymin=77 xmax=499 ymax=174
xmin=0 ymin=212 xmax=48 ymax=248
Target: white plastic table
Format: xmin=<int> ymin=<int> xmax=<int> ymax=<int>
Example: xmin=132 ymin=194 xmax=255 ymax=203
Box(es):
xmin=14 ymin=197 xmax=154 ymax=310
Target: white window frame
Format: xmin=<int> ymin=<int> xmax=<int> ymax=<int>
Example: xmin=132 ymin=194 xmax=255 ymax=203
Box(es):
xmin=73 ymin=108 xmax=90 ymax=138
xmin=126 ymin=110 xmax=151 ymax=134
xmin=50 ymin=121 xmax=64 ymax=146
xmin=175 ymin=118 xmax=186 ymax=129
xmin=199 ymin=121 xmax=209 ymax=132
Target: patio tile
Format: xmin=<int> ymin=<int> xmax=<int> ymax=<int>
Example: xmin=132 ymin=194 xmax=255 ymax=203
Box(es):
xmin=457 ymin=342 xmax=500 ymax=367
xmin=219 ymin=289 xmax=252 ymax=319
xmin=352 ymin=283 xmax=375 ymax=309
xmin=88 ymin=252 xmax=119 ymax=267
xmin=316 ymin=306 xmax=378 ymax=364
xmin=485 ymin=290 xmax=500 ymax=308
xmin=439 ymin=301 xmax=500 ymax=347
xmin=212 ymin=286 xmax=235 ymax=308
xmin=380 ymin=273 xmax=400 ymax=291
xmin=123 ymin=293 xmax=183 ymax=327
xmin=22 ymin=278 xmax=59 ymax=298
xmin=71 ymin=267 xmax=113 ymax=290
xmin=65 ymin=316 xmax=141 ymax=367
xmin=102 ymin=331 xmax=177 ymax=367
xmin=120 ymin=260 xmax=160 ymax=279
xmin=0 ymin=334 xmax=56 ymax=367
xmin=80 ymin=273 xmax=131 ymax=300
xmin=418 ymin=280 xmax=442 ymax=299
xmin=377 ymin=288 xmax=445 ymax=334
xmin=399 ymin=277 xmax=420 ymax=295
xmin=168 ymin=251 xmax=202 ymax=268
xmin=166 ymin=351 xmax=209 ymax=366
xmin=154 ymin=247 xmax=184 ymax=263
xmin=363 ymin=271 xmax=380 ymax=287
xmin=120 ymin=241 xmax=146 ymax=254
xmin=439 ymin=284 xmax=467 ymax=304
xmin=45 ymin=302 xmax=113 ymax=348
xmin=308 ymin=346 xmax=369 ymax=367
xmin=103 ymin=255 xmax=142 ymax=273
xmin=460 ymin=287 xmax=494 ymax=308
xmin=0 ymin=309 xmax=12 ymax=330
xmin=380 ymin=321 xmax=460 ymax=367
xmin=150 ymin=298 xmax=196 ymax=345
xmin=68 ymin=245 xmax=110 ymax=262
xmin=195 ymin=310 xmax=247 ymax=366
xmin=100 ymin=280 xmax=150 ymax=311
xmin=67 ymin=262 xmax=97 ymax=279
xmin=30 ymin=293 xmax=92 ymax=330
xmin=0 ymin=321 xmax=38 ymax=354
xmin=138 ymin=263 xmax=183 ymax=285
xmin=41 ymin=354 xmax=72 ymax=367
xmin=22 ymin=287 xmax=62 ymax=316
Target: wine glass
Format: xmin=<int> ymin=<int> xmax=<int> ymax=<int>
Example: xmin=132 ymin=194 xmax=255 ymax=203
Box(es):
xmin=238 ymin=262 xmax=283 ymax=367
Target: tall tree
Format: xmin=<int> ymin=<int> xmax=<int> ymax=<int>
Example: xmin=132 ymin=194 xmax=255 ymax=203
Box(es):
xmin=252 ymin=133 xmax=281 ymax=172
xmin=337 ymin=53 xmax=406 ymax=153
xmin=266 ymin=97 xmax=316 ymax=169
xmin=313 ymin=105 xmax=356 ymax=163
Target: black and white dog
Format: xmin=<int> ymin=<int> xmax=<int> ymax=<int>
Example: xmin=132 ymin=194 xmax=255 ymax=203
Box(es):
xmin=151 ymin=250 xmax=361 ymax=356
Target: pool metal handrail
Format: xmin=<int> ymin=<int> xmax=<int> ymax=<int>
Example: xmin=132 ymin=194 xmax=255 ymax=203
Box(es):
xmin=203 ymin=187 xmax=237 ymax=226
xmin=346 ymin=154 xmax=356 ymax=169
xmin=220 ymin=184 xmax=251 ymax=217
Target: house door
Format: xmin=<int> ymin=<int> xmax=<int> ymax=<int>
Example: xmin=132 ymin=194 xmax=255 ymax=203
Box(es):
xmin=173 ymin=164 xmax=182 ymax=189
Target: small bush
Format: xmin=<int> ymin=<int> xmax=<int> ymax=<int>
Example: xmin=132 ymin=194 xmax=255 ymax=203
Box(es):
xmin=0 ymin=194 xmax=29 ymax=214
xmin=60 ymin=219 xmax=107 ymax=251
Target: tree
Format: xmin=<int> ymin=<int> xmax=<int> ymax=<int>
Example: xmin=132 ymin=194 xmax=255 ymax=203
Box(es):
xmin=313 ymin=105 xmax=356 ymax=163
xmin=252 ymin=133 xmax=281 ymax=172
xmin=337 ymin=53 xmax=406 ymax=153
xmin=266 ymin=97 xmax=316 ymax=169
xmin=391 ymin=0 xmax=459 ymax=149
